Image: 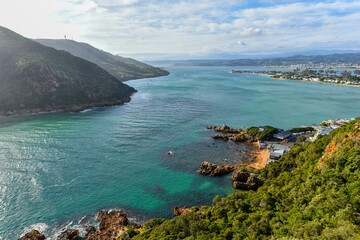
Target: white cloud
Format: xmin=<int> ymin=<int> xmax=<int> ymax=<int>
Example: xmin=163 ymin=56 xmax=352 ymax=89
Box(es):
xmin=1 ymin=0 xmax=359 ymax=60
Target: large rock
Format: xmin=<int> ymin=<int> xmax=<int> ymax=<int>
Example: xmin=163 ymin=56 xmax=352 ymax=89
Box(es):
xmin=212 ymin=134 xmax=229 ymax=141
xmin=18 ymin=230 xmax=46 ymax=240
xmin=212 ymin=165 xmax=235 ymax=176
xmin=174 ymin=206 xmax=192 ymax=216
xmin=231 ymin=134 xmax=247 ymax=143
xmin=233 ymin=176 xmax=262 ymax=191
xmin=198 ymin=162 xmax=235 ymax=176
xmin=83 ymin=226 xmax=96 ymax=239
xmin=198 ymin=161 xmax=217 ymax=175
xmin=86 ymin=210 xmax=128 ymax=240
xmin=232 ymin=169 xmax=250 ymax=182
xmin=57 ymin=229 xmax=79 ymax=240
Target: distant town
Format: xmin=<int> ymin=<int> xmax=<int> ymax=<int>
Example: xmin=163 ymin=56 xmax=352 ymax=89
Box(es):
xmin=231 ymin=68 xmax=360 ymax=86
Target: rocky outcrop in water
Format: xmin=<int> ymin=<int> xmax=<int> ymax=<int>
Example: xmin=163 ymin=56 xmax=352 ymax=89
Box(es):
xmin=86 ymin=210 xmax=129 ymax=240
xmin=212 ymin=134 xmax=229 ymax=141
xmin=18 ymin=230 xmax=46 ymax=240
xmin=198 ymin=161 xmax=235 ymax=176
xmin=19 ymin=210 xmax=142 ymax=240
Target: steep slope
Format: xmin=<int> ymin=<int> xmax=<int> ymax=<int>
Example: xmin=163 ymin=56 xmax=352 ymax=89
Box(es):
xmin=131 ymin=118 xmax=360 ymax=240
xmin=0 ymin=26 xmax=137 ymax=116
xmin=36 ymin=39 xmax=169 ymax=81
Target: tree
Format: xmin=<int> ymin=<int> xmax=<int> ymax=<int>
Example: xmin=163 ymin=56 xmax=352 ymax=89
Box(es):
xmin=298 ymin=136 xmax=306 ymax=143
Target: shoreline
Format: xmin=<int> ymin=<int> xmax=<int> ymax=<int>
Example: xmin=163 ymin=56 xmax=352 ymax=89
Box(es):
xmin=241 ymin=72 xmax=360 ymax=88
xmin=246 ymin=143 xmax=270 ymax=170
xmin=0 ymin=94 xmax=136 ymax=118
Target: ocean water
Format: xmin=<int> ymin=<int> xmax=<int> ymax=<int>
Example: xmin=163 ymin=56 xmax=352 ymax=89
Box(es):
xmin=1 ymin=66 xmax=360 ymax=239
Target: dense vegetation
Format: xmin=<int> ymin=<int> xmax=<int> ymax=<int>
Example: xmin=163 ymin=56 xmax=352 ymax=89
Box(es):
xmin=0 ymin=26 xmax=136 ymax=115
xmin=36 ymin=39 xmax=169 ymax=81
xmin=288 ymin=127 xmax=314 ymax=133
xmin=173 ymin=53 xmax=360 ymax=67
xmin=246 ymin=126 xmax=278 ymax=140
xmin=131 ymin=118 xmax=360 ymax=240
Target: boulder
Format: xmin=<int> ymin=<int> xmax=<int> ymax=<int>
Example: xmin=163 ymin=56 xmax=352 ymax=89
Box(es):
xmin=97 ymin=210 xmax=128 ymax=231
xmin=233 ymin=176 xmax=262 ymax=191
xmin=83 ymin=226 xmax=96 ymax=239
xmin=86 ymin=210 xmax=128 ymax=240
xmin=212 ymin=134 xmax=228 ymax=141
xmin=206 ymin=125 xmax=213 ymax=129
xmin=18 ymin=230 xmax=46 ymax=240
xmin=211 ymin=165 xmax=235 ymax=176
xmin=198 ymin=161 xmax=217 ymax=175
xmin=232 ymin=169 xmax=250 ymax=182
xmin=198 ymin=162 xmax=235 ymax=176
xmin=220 ymin=124 xmax=230 ymax=132
xmin=57 ymin=229 xmax=79 ymax=240
xmin=231 ymin=134 xmax=247 ymax=142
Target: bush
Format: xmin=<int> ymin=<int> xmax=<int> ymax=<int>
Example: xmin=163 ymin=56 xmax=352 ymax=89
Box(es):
xmin=288 ymin=127 xmax=314 ymax=133
xmin=247 ymin=126 xmax=278 ymax=140
xmin=298 ymin=136 xmax=306 ymax=143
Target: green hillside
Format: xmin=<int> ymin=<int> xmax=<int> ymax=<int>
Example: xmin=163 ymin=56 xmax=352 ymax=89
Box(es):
xmin=36 ymin=39 xmax=169 ymax=81
xmin=0 ymin=26 xmax=137 ymax=116
xmin=132 ymin=119 xmax=360 ymax=239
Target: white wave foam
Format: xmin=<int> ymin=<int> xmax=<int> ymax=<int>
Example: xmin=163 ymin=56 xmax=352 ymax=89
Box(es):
xmin=20 ymin=222 xmax=49 ymax=238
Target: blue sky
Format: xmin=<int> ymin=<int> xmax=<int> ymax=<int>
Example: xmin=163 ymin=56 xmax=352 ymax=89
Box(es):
xmin=1 ymin=0 xmax=360 ymax=60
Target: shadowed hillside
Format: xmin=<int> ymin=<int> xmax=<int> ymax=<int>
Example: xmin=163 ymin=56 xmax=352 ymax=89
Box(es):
xmin=0 ymin=26 xmax=136 ymax=116
xmin=36 ymin=39 xmax=169 ymax=81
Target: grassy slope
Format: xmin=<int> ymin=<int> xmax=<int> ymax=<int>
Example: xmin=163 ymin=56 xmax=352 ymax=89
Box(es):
xmin=0 ymin=26 xmax=136 ymax=114
xmin=36 ymin=39 xmax=169 ymax=81
xmin=132 ymin=119 xmax=360 ymax=240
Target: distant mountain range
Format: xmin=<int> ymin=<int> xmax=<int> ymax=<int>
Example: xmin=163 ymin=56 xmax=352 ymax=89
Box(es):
xmin=0 ymin=26 xmax=137 ymax=116
xmin=36 ymin=39 xmax=169 ymax=81
xmin=147 ymin=53 xmax=360 ymax=67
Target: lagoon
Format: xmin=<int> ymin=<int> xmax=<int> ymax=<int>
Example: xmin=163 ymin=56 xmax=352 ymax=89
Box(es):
xmin=1 ymin=67 xmax=360 ymax=239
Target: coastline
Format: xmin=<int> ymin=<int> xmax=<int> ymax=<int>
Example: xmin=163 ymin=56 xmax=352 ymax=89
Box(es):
xmin=0 ymin=93 xmax=136 ymax=118
xmin=246 ymin=145 xmax=270 ymax=170
xmin=242 ymin=72 xmax=360 ymax=88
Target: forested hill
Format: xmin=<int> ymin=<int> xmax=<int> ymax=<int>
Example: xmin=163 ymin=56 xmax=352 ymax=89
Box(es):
xmin=0 ymin=26 xmax=136 ymax=116
xmin=132 ymin=118 xmax=360 ymax=239
xmin=165 ymin=53 xmax=360 ymax=67
xmin=36 ymin=39 xmax=169 ymax=81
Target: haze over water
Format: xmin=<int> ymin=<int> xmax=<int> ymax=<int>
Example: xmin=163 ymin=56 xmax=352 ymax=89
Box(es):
xmin=1 ymin=67 xmax=360 ymax=239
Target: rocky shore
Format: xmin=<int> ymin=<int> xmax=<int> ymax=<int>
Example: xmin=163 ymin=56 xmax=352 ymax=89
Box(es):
xmin=0 ymin=95 xmax=135 ymax=117
xmin=18 ymin=210 xmax=142 ymax=240
xmin=18 ymin=123 xmax=269 ymax=240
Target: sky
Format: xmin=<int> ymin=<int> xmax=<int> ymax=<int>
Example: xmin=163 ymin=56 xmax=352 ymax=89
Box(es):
xmin=1 ymin=0 xmax=360 ymax=60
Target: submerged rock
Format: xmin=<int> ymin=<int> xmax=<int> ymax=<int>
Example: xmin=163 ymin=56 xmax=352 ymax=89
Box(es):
xmin=18 ymin=230 xmax=46 ymax=240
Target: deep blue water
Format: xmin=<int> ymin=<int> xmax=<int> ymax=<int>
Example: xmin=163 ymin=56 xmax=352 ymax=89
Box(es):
xmin=1 ymin=67 xmax=360 ymax=239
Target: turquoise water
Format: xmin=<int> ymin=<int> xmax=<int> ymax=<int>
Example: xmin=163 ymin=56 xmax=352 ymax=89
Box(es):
xmin=1 ymin=67 xmax=360 ymax=239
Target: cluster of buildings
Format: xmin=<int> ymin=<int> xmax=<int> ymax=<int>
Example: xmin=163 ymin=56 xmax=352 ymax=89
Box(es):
xmin=262 ymin=118 xmax=355 ymax=165
xmin=310 ymin=118 xmax=355 ymax=141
